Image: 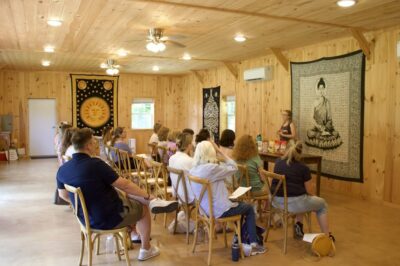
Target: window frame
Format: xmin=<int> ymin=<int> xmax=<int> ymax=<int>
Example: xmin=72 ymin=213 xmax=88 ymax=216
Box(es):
xmin=131 ymin=98 xmax=155 ymax=130
xmin=225 ymin=95 xmax=236 ymax=131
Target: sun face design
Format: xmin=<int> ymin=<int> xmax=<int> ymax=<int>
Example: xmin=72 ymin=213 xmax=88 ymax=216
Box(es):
xmin=80 ymin=97 xmax=110 ymax=128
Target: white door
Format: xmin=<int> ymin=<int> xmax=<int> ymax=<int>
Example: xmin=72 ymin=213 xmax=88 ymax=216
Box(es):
xmin=28 ymin=99 xmax=57 ymax=157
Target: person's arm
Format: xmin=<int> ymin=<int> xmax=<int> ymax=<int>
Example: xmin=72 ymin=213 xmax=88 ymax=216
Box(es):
xmin=112 ymin=177 xmax=154 ymax=200
xmin=279 ymin=123 xmax=296 ymax=139
xmin=304 ymin=180 xmax=314 ymax=196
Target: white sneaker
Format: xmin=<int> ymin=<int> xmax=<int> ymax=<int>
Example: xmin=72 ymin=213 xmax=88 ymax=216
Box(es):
xmin=138 ymin=246 xmax=160 ymax=261
xmin=149 ymin=198 xmax=178 ymax=214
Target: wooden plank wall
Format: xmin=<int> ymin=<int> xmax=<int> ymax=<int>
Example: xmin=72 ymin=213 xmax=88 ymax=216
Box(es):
xmin=0 ymin=71 xmax=185 ymax=154
xmin=180 ymin=26 xmax=400 ymax=206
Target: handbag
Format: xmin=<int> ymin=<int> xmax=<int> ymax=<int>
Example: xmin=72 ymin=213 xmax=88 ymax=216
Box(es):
xmin=311 ymin=234 xmax=335 ymax=258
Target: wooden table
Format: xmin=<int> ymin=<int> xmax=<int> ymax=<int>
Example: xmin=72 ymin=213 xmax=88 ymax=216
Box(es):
xmin=259 ymin=152 xmax=323 ymax=196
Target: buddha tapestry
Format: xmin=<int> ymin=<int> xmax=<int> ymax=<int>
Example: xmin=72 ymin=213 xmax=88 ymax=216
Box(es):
xmin=71 ymin=74 xmax=118 ymax=136
xmin=291 ymin=50 xmax=365 ymax=182
xmin=203 ymin=86 xmax=220 ymax=143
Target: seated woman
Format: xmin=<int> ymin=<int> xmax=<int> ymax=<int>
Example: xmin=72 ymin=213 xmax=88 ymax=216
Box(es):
xmin=157 ymin=126 xmax=170 ymax=163
xmin=169 ymin=133 xmax=195 ymax=204
xmin=219 ymin=129 xmax=235 ymax=157
xmin=60 ymin=127 xmax=78 ymax=162
xmin=111 ymin=127 xmax=135 ymax=169
xmin=167 ymin=130 xmax=181 ymax=159
xmin=232 ymin=135 xmax=268 ymax=197
xmin=56 ymin=123 xmax=72 ymax=166
xmin=189 ymin=141 xmax=266 ymax=255
xmin=273 ymin=140 xmax=334 ymax=240
xmin=149 ymin=122 xmax=162 ymax=144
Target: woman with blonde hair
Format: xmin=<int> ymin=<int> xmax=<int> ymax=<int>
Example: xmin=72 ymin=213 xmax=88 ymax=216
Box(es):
xmin=60 ymin=127 xmax=78 ymax=161
xmin=273 ymin=140 xmax=334 ymax=241
xmin=189 ymin=141 xmax=266 ymax=255
xmin=277 ymin=110 xmax=296 ymax=141
xmin=232 ymin=135 xmax=268 ymax=197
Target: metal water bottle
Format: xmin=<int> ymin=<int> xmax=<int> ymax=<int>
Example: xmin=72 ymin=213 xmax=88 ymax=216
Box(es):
xmin=231 ymin=234 xmax=240 ymax=261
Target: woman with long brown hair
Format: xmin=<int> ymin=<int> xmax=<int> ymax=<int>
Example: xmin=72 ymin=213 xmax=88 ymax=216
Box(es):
xmin=232 ymin=135 xmax=269 ymax=196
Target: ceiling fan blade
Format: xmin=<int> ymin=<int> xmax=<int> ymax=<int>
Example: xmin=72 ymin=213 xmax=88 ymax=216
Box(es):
xmin=165 ymin=40 xmax=186 ymax=48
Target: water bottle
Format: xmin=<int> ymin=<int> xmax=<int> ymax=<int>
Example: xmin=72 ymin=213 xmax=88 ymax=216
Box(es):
xmin=231 ymin=234 xmax=240 ymax=261
xmin=106 ymin=235 xmax=114 ymax=256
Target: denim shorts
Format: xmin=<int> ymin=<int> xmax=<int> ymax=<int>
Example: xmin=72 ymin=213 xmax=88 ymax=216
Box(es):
xmin=273 ymin=194 xmax=328 ymax=217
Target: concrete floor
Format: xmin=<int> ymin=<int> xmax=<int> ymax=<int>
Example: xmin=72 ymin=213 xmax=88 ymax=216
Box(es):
xmin=1 ymin=159 xmax=400 ymax=266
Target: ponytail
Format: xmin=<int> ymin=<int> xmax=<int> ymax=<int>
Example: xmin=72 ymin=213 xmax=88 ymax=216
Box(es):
xmin=281 ymin=140 xmax=303 ymax=165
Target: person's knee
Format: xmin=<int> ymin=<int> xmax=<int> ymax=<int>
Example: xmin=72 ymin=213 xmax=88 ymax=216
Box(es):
xmin=315 ymin=197 xmax=328 ymax=216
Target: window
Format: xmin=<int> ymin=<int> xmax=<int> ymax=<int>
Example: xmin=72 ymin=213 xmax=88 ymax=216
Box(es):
xmin=226 ymin=96 xmax=235 ymax=131
xmin=131 ymin=99 xmax=154 ymax=129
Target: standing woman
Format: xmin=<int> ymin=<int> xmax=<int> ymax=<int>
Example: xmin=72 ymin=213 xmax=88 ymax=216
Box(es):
xmin=278 ymin=110 xmax=296 ymax=141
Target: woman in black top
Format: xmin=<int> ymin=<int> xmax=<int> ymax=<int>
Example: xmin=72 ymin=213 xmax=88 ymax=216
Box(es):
xmin=278 ymin=110 xmax=296 ymax=141
xmin=273 ymin=141 xmax=334 ymax=240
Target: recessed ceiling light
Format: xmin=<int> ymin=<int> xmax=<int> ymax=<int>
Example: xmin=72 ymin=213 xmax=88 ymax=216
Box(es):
xmin=234 ymin=34 xmax=246 ymax=42
xmin=182 ymin=53 xmax=192 ymax=60
xmin=47 ymin=19 xmax=62 ymax=27
xmin=152 ymin=65 xmax=160 ymax=71
xmin=41 ymin=60 xmax=51 ymax=67
xmin=336 ymin=0 xmax=356 ymax=7
xmin=117 ymin=50 xmax=128 ymax=57
xmin=44 ymin=46 xmax=55 ymax=53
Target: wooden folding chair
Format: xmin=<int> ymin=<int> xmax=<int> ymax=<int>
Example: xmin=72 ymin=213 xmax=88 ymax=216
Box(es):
xmin=167 ymin=166 xmax=196 ymax=244
xmin=108 ymin=146 xmax=122 ymax=175
xmin=188 ymin=175 xmax=244 ymax=266
xmin=132 ymin=155 xmax=155 ymax=194
xmin=260 ymin=169 xmax=312 ymax=254
xmin=118 ymin=150 xmax=137 ymax=183
xmin=148 ymin=143 xmax=159 ymax=162
xmin=64 ymin=184 xmax=131 ymax=266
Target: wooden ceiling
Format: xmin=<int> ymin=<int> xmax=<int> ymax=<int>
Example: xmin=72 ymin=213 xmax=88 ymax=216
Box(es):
xmin=0 ymin=0 xmax=399 ymax=74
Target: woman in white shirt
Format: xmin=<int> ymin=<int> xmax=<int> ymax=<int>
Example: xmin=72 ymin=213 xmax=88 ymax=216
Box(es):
xmin=149 ymin=122 xmax=162 ymax=144
xmin=189 ymin=141 xmax=266 ymax=255
xmin=169 ymin=133 xmax=195 ymax=204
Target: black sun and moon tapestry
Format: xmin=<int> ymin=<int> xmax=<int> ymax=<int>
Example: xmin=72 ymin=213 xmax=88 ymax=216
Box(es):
xmin=203 ymin=86 xmax=221 ymax=143
xmin=291 ymin=50 xmax=365 ymax=182
xmin=71 ymin=74 xmax=118 ymax=136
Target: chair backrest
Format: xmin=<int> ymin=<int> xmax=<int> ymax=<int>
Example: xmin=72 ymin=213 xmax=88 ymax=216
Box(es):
xmin=64 ymin=184 xmax=91 ymax=234
xmin=149 ymin=160 xmax=168 ymax=199
xmin=259 ymin=169 xmax=287 ymax=211
xmin=157 ymin=145 xmax=168 ymax=164
xmin=188 ymin=175 xmax=214 ymax=220
xmin=148 ymin=143 xmax=158 ymax=160
xmin=133 ymin=154 xmax=150 ymax=188
xmin=167 ymin=166 xmax=190 ymax=205
xmin=118 ymin=150 xmax=132 ymax=178
xmin=109 ymin=146 xmax=122 ymax=174
xmin=236 ymin=164 xmax=251 ymax=198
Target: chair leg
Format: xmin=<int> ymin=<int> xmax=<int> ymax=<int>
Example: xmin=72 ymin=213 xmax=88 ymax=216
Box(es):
xmin=223 ymin=223 xmax=227 ymax=248
xmin=306 ymin=212 xmax=312 ymax=232
xmin=192 ymin=219 xmax=199 ymax=253
xmin=208 ymin=222 xmax=214 ymax=266
xmin=79 ymin=232 xmax=85 ymax=266
xmin=283 ymin=214 xmax=288 ymax=254
xmin=122 ymin=231 xmax=131 ymax=266
xmin=87 ymin=236 xmax=93 ymax=266
xmin=163 ymin=213 xmax=167 ymax=228
xmin=236 ymin=222 xmax=244 ymax=259
xmin=173 ymin=207 xmax=179 ymax=235
xmin=95 ymin=234 xmax=100 ymax=255
xmin=186 ymin=208 xmax=191 ymax=244
xmin=114 ymin=234 xmax=122 ymax=261
xmin=264 ymin=211 xmax=273 ymax=243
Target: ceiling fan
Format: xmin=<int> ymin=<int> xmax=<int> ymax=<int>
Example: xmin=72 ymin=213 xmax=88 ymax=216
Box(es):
xmin=146 ymin=28 xmax=186 ymax=53
xmin=100 ymin=59 xmax=120 ymax=75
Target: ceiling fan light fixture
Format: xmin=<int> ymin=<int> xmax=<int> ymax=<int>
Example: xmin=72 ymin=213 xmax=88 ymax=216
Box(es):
xmin=152 ymin=65 xmax=160 ymax=71
xmin=41 ymin=60 xmax=51 ymax=67
xmin=157 ymin=42 xmax=166 ymax=52
xmin=47 ymin=19 xmax=62 ymax=27
xmin=336 ymin=0 xmax=356 ymax=7
xmin=106 ymin=68 xmax=119 ymax=75
xmin=44 ymin=45 xmax=55 ymax=53
xmin=182 ymin=53 xmax=191 ymax=60
xmin=100 ymin=63 xmax=108 ymax=69
xmin=234 ymin=34 xmax=246 ymax=42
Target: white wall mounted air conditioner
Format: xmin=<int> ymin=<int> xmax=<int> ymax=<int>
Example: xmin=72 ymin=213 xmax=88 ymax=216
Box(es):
xmin=243 ymin=66 xmax=273 ymax=81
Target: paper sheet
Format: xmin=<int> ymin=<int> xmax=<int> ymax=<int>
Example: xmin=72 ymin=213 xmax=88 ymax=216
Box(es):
xmin=303 ymin=233 xmax=323 ymax=243
xmin=229 ymin=187 xmax=251 ymax=200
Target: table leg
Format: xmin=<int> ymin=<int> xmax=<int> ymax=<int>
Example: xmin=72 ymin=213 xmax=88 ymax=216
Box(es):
xmin=263 ymin=160 xmax=269 ymax=171
xmin=316 ymin=160 xmax=321 ymax=196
